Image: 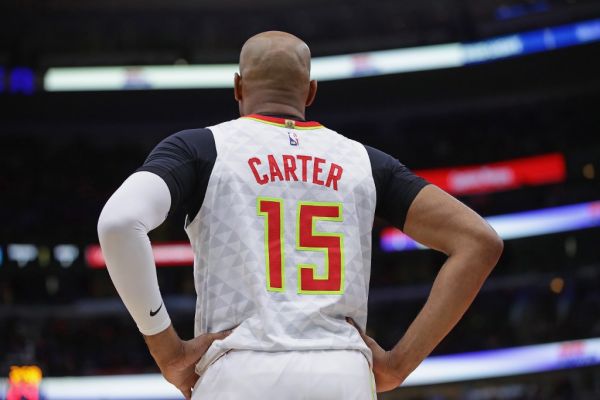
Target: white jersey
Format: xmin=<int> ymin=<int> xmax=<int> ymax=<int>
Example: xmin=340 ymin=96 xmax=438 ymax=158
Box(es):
xmin=187 ymin=115 xmax=376 ymax=373
xmin=139 ymin=113 xmax=427 ymax=374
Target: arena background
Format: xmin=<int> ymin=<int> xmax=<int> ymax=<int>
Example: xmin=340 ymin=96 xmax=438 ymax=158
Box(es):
xmin=1 ymin=0 xmax=600 ymax=399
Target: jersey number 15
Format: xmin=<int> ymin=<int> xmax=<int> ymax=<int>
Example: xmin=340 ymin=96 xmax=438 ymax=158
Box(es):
xmin=257 ymin=198 xmax=345 ymax=295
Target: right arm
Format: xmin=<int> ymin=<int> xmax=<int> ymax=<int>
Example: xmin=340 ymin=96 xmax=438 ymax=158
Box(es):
xmin=354 ymin=147 xmax=503 ymax=392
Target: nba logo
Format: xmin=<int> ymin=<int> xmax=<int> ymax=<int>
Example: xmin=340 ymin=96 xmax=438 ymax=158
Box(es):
xmin=288 ymin=131 xmax=299 ymax=146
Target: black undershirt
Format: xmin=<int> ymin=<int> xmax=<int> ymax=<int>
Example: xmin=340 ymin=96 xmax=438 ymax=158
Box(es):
xmin=137 ymin=128 xmax=216 ymax=223
xmin=137 ymin=120 xmax=428 ymax=230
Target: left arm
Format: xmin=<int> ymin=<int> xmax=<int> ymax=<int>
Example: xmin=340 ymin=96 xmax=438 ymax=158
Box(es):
xmin=98 ymin=167 xmax=226 ymax=398
xmin=358 ymin=185 xmax=502 ymax=391
xmin=97 ymin=171 xmax=172 ymax=336
xmin=353 ymin=147 xmax=503 ymax=392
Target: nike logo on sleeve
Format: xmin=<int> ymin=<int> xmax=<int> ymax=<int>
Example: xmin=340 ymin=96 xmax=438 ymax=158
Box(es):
xmin=149 ymin=302 xmax=163 ymax=317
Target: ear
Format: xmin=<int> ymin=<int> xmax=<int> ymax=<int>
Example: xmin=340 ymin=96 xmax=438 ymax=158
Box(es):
xmin=234 ymin=73 xmax=242 ymax=101
xmin=305 ymin=80 xmax=318 ymax=107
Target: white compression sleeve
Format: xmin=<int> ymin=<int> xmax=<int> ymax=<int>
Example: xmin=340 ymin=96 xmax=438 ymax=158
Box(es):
xmin=97 ymin=171 xmax=172 ymax=335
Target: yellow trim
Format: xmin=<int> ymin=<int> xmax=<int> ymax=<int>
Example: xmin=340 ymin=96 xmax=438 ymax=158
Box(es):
xmin=257 ymin=197 xmax=286 ymax=292
xmin=296 ymin=201 xmax=345 ymax=295
xmin=242 ymin=116 xmax=323 ymax=130
xmin=370 ymin=368 xmax=377 ymax=399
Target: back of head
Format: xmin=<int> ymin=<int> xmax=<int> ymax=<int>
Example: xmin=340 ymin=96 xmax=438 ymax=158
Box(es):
xmin=235 ymin=31 xmax=316 ymax=118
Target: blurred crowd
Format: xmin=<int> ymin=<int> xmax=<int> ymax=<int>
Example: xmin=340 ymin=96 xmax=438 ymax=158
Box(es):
xmin=2 ymin=4 xmax=600 ymax=396
xmin=2 ymin=68 xmax=600 ymax=389
xmin=1 ymin=259 xmax=599 ymax=378
xmin=2 ymin=89 xmax=599 ymax=244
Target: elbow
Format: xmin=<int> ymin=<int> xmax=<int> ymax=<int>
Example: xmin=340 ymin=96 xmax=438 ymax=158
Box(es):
xmin=97 ymin=208 xmax=140 ymax=245
xmin=476 ymin=229 xmax=503 ymax=271
xmin=97 ymin=212 xmax=123 ymax=244
xmin=450 ymin=223 xmax=503 ymax=272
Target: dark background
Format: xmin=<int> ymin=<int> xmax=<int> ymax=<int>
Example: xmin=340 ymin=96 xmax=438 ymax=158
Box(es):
xmin=1 ymin=1 xmax=600 ymax=399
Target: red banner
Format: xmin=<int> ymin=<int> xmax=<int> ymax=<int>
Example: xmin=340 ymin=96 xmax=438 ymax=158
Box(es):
xmin=415 ymin=153 xmax=566 ymax=196
xmin=86 ymin=242 xmax=194 ymax=268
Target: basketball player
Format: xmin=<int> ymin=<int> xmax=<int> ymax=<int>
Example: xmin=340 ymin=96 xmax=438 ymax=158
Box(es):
xmin=98 ymin=31 xmax=503 ymax=399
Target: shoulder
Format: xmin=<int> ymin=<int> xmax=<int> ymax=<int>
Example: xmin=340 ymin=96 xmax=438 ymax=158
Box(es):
xmin=362 ymin=145 xmax=398 ymax=170
xmin=162 ymin=128 xmax=214 ymax=150
xmin=139 ymin=128 xmax=217 ymax=215
xmin=140 ymin=127 xmax=216 ymax=177
xmin=319 ymin=127 xmax=371 ymax=154
xmin=147 ymin=128 xmax=216 ymax=162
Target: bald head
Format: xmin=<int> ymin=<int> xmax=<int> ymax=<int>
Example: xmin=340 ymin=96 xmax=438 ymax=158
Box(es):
xmin=240 ymin=31 xmax=311 ymax=83
xmin=234 ymin=31 xmax=317 ymax=118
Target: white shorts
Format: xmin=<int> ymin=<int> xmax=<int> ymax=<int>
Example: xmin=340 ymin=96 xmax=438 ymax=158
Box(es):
xmin=192 ymin=350 xmax=377 ymax=400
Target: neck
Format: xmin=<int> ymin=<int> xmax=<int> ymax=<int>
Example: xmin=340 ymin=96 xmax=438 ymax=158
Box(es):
xmin=242 ymin=100 xmax=306 ymax=121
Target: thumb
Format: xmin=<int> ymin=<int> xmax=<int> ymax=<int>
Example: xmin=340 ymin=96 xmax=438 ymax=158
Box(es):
xmin=190 ymin=328 xmax=233 ymax=354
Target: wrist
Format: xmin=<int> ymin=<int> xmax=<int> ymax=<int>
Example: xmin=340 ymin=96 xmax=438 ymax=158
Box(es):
xmin=144 ymin=324 xmax=183 ymax=367
xmin=388 ymin=341 xmax=420 ymax=380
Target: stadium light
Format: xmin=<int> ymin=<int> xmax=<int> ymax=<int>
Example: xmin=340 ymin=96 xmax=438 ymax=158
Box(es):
xmin=1 ymin=337 xmax=598 ymax=398
xmin=44 ymin=18 xmax=600 ymax=92
xmin=381 ymin=200 xmax=600 ymax=252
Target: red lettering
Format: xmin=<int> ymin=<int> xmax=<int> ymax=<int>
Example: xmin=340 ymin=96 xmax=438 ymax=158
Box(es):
xmin=248 ymin=157 xmax=268 ymax=185
xmin=282 ymin=155 xmax=298 ymax=181
xmin=268 ymin=154 xmax=284 ymax=182
xmin=250 ymin=155 xmax=343 ymax=190
xmin=325 ymin=163 xmax=343 ymax=191
xmin=313 ymin=157 xmax=325 ymax=186
xmin=297 ymin=155 xmax=312 ymax=182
